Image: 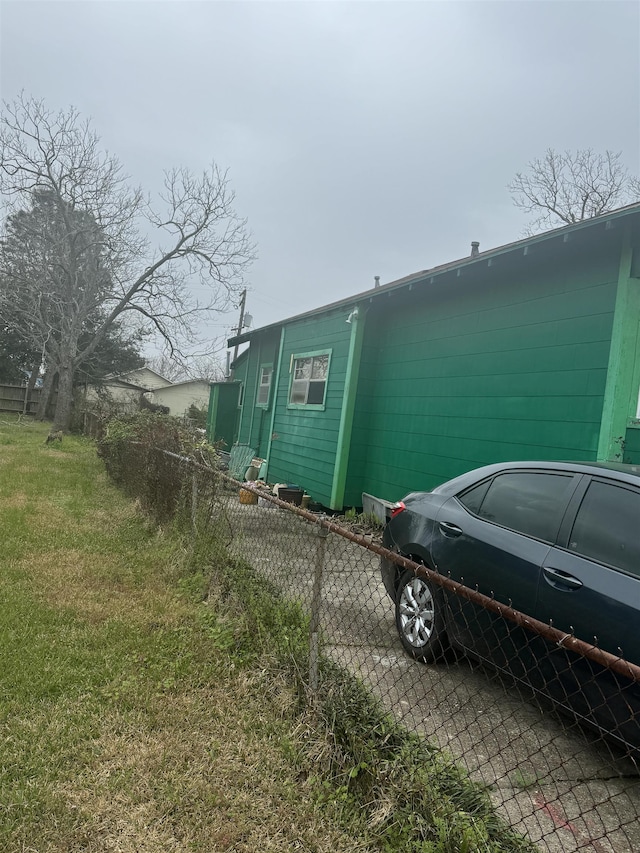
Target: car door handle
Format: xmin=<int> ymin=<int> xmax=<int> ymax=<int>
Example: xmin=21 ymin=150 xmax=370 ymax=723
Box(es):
xmin=542 ymin=566 xmax=583 ymax=590
xmin=439 ymin=521 xmax=463 ymax=537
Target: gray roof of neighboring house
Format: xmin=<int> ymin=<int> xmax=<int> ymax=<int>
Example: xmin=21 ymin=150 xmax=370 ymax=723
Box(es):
xmin=228 ymin=201 xmax=640 ymax=348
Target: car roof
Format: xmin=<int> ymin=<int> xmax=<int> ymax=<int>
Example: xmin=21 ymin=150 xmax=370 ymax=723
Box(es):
xmin=431 ymin=460 xmax=640 ymax=497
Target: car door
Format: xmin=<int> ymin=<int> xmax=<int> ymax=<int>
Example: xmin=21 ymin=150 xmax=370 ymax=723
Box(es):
xmin=430 ymin=469 xmax=582 ymax=677
xmin=535 ymin=477 xmax=640 ymax=747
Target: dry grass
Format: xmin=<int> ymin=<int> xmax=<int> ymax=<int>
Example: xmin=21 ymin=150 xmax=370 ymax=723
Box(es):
xmin=1 ymin=417 xmax=533 ymax=853
xmin=24 ymin=547 xmax=191 ymax=626
xmin=53 ymin=685 xmax=368 ymax=853
xmin=0 ymin=419 xmax=373 ymax=853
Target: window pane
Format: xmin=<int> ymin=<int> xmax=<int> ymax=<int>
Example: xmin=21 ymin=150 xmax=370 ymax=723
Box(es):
xmin=290 ymin=379 xmax=307 ymax=404
xmin=478 ymin=472 xmax=574 ymax=542
xmin=295 ymin=358 xmax=312 ymax=380
xmin=570 ymin=481 xmax=640 ymax=578
xmin=458 ymin=480 xmax=492 ymax=515
xmin=257 ymin=367 xmax=272 ymax=405
xmin=311 ymin=355 xmax=329 ymax=380
xmin=290 ymin=353 xmax=329 ymax=406
xmin=307 ymin=380 xmax=325 ymax=405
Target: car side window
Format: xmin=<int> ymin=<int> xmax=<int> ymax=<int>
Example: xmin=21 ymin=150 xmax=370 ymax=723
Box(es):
xmin=568 ymin=480 xmax=640 ymax=578
xmin=458 ymin=480 xmax=492 ymax=514
xmin=461 ymin=472 xmax=575 ymax=543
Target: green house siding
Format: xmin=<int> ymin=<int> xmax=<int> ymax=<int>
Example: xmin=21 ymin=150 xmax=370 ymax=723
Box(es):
xmin=267 ymin=310 xmax=355 ymax=506
xmin=232 ymin=353 xmax=250 ymax=444
xmin=349 ymin=246 xmax=619 ymax=501
xmin=206 ymin=382 xmax=241 ymax=450
xmin=597 ymin=234 xmax=640 ymax=460
xmin=229 ymin=209 xmax=640 ymax=510
xmin=231 ymin=330 xmax=281 ymax=458
xmin=623 ymin=426 xmax=640 ymax=463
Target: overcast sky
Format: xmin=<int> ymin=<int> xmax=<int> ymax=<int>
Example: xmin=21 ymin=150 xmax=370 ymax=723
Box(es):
xmin=1 ymin=0 xmax=639 ymax=363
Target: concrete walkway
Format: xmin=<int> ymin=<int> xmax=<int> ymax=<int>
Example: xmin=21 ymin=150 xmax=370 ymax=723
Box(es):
xmin=221 ymin=494 xmax=640 ymax=852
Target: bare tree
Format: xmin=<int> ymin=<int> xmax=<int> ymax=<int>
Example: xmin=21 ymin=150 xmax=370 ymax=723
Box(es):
xmin=148 ymin=350 xmax=227 ymax=383
xmin=508 ymin=148 xmax=640 ymax=233
xmin=0 ymin=95 xmax=254 ymax=430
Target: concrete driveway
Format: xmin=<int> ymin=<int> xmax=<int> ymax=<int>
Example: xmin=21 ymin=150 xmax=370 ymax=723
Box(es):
xmin=221 ymin=495 xmax=640 ymax=852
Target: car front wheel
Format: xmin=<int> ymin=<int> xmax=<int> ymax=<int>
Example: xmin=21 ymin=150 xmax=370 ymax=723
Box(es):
xmin=395 ymin=568 xmax=447 ymax=663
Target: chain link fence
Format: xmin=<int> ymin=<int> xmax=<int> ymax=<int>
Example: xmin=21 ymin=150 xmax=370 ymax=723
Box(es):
xmin=99 ymin=436 xmax=640 ymax=852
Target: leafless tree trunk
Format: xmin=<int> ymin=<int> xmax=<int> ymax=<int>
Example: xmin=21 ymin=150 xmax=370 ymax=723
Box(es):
xmin=21 ymin=363 xmax=39 ymax=416
xmin=54 ymin=358 xmax=75 ymax=432
xmin=36 ymin=367 xmax=57 ymax=421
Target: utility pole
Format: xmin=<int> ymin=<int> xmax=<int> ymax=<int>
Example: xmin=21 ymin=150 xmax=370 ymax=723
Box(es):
xmin=232 ymin=288 xmax=247 ymax=366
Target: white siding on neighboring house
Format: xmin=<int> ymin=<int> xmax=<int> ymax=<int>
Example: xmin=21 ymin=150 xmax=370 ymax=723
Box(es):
xmin=84 ymin=380 xmax=145 ymax=414
xmin=119 ymin=367 xmax=172 ymax=391
xmin=151 ymin=380 xmax=210 ymax=417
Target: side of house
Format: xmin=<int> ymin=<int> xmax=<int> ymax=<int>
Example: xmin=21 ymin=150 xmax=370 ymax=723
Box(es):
xmin=264 ymin=307 xmax=361 ymax=505
xmin=207 ymin=379 xmax=242 ymax=451
xmin=233 ymin=327 xmax=282 ymax=461
xmin=151 ymin=379 xmax=211 ymax=418
xmin=84 ymin=378 xmax=148 ymax=414
xmin=348 ymin=227 xmax=626 ymax=502
xmin=222 ymin=205 xmax=640 ymax=509
xmin=121 ymin=367 xmax=173 ymax=391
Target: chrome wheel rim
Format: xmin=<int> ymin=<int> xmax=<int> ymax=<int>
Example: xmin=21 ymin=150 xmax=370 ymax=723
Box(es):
xmin=398 ymin=576 xmax=435 ymax=648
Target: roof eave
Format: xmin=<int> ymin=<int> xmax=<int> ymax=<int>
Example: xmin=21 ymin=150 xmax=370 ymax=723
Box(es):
xmin=228 ymin=203 xmax=640 ymax=347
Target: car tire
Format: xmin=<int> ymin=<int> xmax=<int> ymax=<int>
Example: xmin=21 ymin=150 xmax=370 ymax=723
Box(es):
xmin=395 ymin=568 xmax=448 ymax=663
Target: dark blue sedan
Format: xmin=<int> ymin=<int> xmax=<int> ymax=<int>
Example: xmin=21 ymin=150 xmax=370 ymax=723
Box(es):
xmin=380 ymin=460 xmax=640 ymax=752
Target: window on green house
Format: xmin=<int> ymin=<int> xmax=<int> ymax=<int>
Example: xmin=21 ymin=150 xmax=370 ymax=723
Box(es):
xmin=256 ymin=365 xmax=272 ymax=407
xmin=237 ymin=383 xmax=244 ymax=408
xmin=289 ymin=353 xmax=329 ymax=406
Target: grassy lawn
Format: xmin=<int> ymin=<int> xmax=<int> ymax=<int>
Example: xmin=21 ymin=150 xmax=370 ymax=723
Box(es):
xmin=0 ymin=416 xmax=536 ymax=853
xmin=0 ymin=417 xmax=370 ymax=852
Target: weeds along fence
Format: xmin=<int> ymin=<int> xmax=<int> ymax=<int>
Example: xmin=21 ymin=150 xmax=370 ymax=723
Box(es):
xmin=99 ymin=437 xmax=640 ymax=853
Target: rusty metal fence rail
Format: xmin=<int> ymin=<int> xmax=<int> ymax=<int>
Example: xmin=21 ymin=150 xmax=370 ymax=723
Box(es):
xmin=100 ymin=439 xmax=640 ymax=852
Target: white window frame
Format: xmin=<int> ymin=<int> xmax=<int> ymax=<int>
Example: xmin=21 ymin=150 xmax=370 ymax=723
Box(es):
xmin=287 ymin=350 xmax=331 ymax=410
xmin=256 ymin=363 xmax=273 ymax=408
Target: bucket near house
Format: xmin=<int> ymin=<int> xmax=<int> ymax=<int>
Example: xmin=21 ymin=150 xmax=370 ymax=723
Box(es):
xmin=239 ymin=487 xmax=258 ymax=505
xmin=278 ymin=487 xmax=304 ymax=506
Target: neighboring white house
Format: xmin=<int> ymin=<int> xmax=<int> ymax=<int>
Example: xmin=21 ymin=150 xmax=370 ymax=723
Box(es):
xmin=84 ymin=368 xmax=209 ymax=418
xmin=151 ymin=379 xmax=210 ymax=416
xmin=117 ymin=367 xmax=173 ymax=392
xmin=84 ymin=376 xmax=149 ymax=414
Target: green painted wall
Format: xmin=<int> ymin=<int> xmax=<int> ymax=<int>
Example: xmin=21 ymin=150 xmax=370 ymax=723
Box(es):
xmin=348 ymin=239 xmax=620 ymax=501
xmin=206 ymin=382 xmax=241 ymax=451
xmin=231 ymin=352 xmax=249 ymax=447
xmin=623 ymin=427 xmax=640 ymax=463
xmin=267 ymin=309 xmax=355 ymax=506
xmin=597 ymin=234 xmax=640 ymax=461
xmin=230 ymin=218 xmax=638 ymax=509
xmin=234 ymin=329 xmax=281 ymax=458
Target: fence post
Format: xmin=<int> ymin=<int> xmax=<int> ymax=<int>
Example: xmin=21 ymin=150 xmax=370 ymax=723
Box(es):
xmin=191 ymin=466 xmax=198 ymax=532
xmin=309 ymin=520 xmax=328 ymax=695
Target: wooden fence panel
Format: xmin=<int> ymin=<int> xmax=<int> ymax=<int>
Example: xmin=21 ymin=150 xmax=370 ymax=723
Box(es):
xmin=0 ymin=384 xmax=42 ymax=415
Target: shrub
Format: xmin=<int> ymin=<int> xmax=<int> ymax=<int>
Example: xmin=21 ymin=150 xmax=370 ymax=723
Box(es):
xmin=96 ymin=412 xmax=218 ymax=523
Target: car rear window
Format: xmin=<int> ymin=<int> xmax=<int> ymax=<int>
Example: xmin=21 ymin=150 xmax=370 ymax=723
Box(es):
xmin=459 ymin=471 xmax=575 ymax=543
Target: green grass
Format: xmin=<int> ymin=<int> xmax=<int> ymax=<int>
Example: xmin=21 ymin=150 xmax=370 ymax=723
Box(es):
xmin=0 ymin=418 xmax=369 ymax=851
xmin=0 ymin=415 xmax=535 ymax=852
